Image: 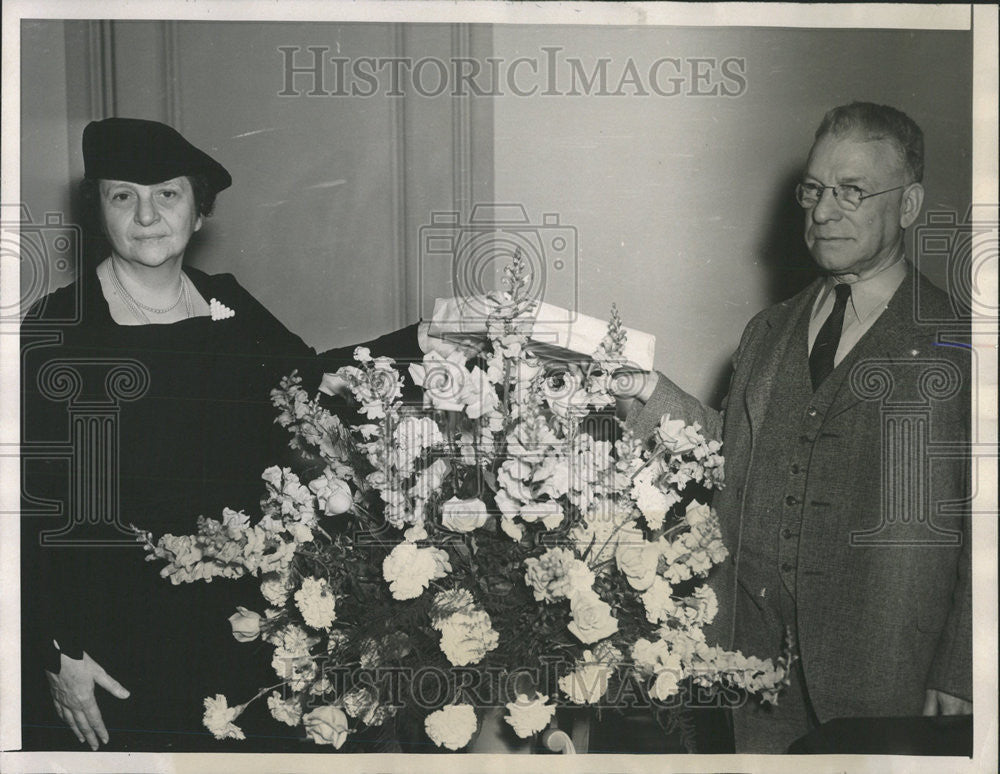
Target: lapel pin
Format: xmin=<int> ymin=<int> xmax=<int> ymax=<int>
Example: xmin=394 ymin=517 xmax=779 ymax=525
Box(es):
xmin=210 ymin=298 xmax=236 ymax=321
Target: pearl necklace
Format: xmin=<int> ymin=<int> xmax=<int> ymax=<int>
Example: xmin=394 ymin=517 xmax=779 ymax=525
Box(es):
xmin=106 ymin=258 xmax=192 ymax=324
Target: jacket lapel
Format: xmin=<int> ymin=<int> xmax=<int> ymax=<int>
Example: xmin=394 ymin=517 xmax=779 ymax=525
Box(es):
xmin=743 ymin=280 xmax=822 ymax=428
xmin=825 ymin=271 xmax=918 ymax=418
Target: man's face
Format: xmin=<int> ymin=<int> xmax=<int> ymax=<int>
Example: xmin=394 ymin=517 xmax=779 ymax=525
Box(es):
xmin=802 ymin=133 xmax=915 ymax=280
xmin=99 ymin=176 xmax=202 ymax=269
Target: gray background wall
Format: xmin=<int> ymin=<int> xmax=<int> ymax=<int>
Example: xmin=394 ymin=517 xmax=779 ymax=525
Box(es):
xmin=20 ymin=20 xmax=972 ymax=403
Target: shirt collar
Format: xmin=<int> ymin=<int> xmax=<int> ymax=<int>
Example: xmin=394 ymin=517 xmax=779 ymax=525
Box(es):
xmin=816 ymin=258 xmax=908 ymax=324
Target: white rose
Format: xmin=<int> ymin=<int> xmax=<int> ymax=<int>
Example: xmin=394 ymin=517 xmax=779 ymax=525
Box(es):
xmin=567 ymin=590 xmax=619 ymax=644
xmin=302 ymin=705 xmax=349 ymax=748
xmin=227 ymin=606 xmax=261 ymax=642
xmin=614 ymin=527 xmax=659 ymax=591
xmin=309 ymin=474 xmax=353 ymax=516
xmin=425 ymin=703 xmax=478 ymax=750
xmin=505 ymin=693 xmax=557 ymax=738
xmin=440 ymin=496 xmax=489 ymax=533
xmin=409 ymin=351 xmax=469 ymax=413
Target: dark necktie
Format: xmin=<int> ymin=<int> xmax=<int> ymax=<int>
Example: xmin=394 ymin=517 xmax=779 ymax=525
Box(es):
xmin=809 ymin=283 xmax=852 ymax=390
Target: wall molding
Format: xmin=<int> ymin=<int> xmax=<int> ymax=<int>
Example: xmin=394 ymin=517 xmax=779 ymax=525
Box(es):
xmin=451 ymin=24 xmax=473 ymax=220
xmin=390 ymin=24 xmax=408 ymax=326
xmin=162 ymin=22 xmax=182 ymax=128
xmin=86 ymin=20 xmax=116 ymax=119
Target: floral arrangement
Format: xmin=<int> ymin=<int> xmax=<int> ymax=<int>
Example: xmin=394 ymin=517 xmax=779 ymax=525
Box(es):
xmin=139 ymin=255 xmax=792 ymax=752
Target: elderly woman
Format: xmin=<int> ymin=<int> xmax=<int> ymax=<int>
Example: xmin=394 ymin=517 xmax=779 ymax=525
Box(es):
xmin=20 ymin=118 xmax=316 ymax=751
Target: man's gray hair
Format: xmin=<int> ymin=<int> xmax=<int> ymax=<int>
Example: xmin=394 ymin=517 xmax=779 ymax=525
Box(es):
xmin=815 ymin=102 xmax=924 ymax=183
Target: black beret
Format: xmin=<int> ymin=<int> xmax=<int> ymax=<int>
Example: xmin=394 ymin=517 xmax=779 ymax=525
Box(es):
xmin=83 ymin=117 xmax=232 ymax=193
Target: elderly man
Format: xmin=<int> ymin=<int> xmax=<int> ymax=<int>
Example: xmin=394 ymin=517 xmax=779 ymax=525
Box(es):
xmin=622 ymin=102 xmax=971 ymax=753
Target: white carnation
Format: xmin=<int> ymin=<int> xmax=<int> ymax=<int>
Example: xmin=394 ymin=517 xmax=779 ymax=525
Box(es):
xmin=202 ymin=694 xmax=245 ymax=740
xmin=437 ymin=609 xmax=500 ymax=666
xmin=294 ymin=576 xmax=337 ymax=630
xmin=504 ymin=693 xmax=557 ymax=738
xmin=260 ymin=570 xmax=293 ymax=607
xmin=267 ymin=692 xmax=302 ymax=727
xmin=382 ymin=541 xmax=451 ymax=600
xmin=424 ymin=703 xmax=478 ymax=750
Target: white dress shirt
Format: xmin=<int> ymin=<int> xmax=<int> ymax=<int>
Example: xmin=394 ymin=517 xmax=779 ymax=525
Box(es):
xmin=807 ymin=259 xmax=908 ymax=367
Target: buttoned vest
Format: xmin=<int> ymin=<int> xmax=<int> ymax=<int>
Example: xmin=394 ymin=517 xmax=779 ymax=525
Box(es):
xmin=737 ymin=298 xmax=866 ymax=611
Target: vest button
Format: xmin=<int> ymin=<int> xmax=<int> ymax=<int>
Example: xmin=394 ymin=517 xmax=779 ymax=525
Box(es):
xmin=785 ymin=494 xmax=798 ymax=506
xmin=790 ymin=463 xmax=801 ymax=474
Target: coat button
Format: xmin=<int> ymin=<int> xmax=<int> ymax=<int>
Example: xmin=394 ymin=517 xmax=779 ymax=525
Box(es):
xmin=785 ymin=495 xmax=798 ymax=506
xmin=807 ymin=407 xmax=818 ymax=417
xmin=781 ymin=561 xmax=794 ymax=573
xmin=790 ymin=463 xmax=801 ymax=474
xmin=782 ymin=528 xmax=793 ymax=539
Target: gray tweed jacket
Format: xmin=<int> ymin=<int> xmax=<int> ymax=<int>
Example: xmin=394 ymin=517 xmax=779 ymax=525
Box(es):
xmin=627 ymin=267 xmax=972 ymax=719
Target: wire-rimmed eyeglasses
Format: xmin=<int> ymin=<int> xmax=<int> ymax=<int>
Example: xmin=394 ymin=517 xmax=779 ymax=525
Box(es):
xmin=795 ymin=181 xmax=906 ymax=211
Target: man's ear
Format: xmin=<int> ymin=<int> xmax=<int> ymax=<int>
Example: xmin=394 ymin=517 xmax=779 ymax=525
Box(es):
xmin=194 ymin=215 xmax=204 ymax=233
xmin=899 ymin=182 xmax=924 ymax=229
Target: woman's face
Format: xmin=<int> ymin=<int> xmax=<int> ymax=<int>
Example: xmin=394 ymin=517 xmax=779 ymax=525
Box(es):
xmin=99 ymin=176 xmax=202 ymax=269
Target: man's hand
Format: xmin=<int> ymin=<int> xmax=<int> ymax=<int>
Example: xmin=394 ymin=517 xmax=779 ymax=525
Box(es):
xmin=923 ymin=688 xmax=972 ymax=716
xmin=45 ymin=651 xmax=130 ymax=750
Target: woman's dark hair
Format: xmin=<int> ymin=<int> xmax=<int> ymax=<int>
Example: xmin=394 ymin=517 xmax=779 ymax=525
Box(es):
xmin=78 ymin=172 xmax=219 ymax=232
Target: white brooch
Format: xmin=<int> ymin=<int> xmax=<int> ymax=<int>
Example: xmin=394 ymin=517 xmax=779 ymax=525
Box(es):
xmin=210 ymin=298 xmax=236 ymax=321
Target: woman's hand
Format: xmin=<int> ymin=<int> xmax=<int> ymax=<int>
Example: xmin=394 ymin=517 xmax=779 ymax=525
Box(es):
xmin=45 ymin=651 xmax=130 ymax=750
